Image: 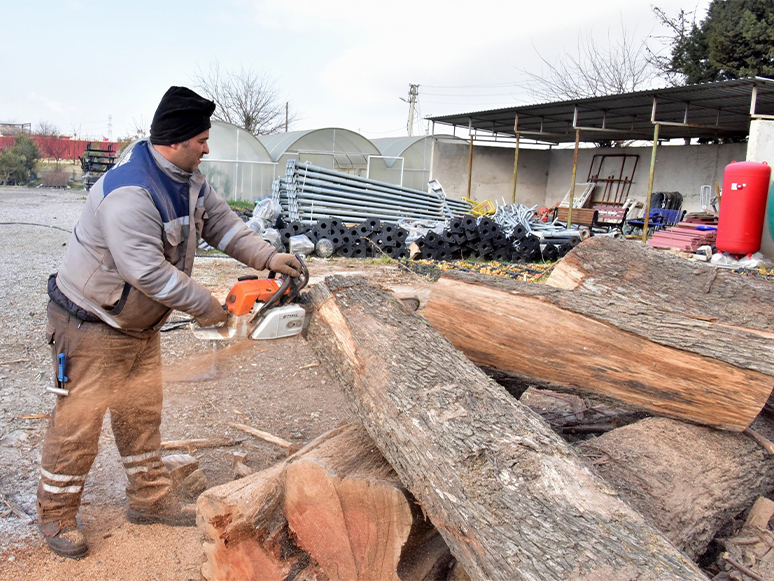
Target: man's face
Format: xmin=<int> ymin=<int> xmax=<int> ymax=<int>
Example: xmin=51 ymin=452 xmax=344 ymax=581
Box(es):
xmin=173 ymin=130 xmax=210 ymax=172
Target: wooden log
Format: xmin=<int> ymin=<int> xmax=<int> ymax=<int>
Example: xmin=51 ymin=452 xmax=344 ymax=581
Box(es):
xmin=196 ymin=427 xmax=348 ymax=581
xmin=197 ymin=461 xmax=294 ymax=581
xmin=305 ymin=275 xmax=707 ymax=581
xmin=283 ymin=423 xmax=419 ymax=581
xmin=576 ymin=416 xmax=774 ymax=560
xmin=423 ymin=268 xmax=772 ymax=430
xmin=197 ymin=424 xmax=445 ymax=581
xmin=546 ymin=236 xmax=774 ymax=377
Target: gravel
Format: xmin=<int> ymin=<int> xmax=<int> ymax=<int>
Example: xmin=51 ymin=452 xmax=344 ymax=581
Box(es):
xmin=0 ymin=186 xmax=423 ymax=580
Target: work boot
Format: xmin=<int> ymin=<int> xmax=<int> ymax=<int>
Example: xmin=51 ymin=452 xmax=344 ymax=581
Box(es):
xmin=39 ymin=519 xmax=89 ymax=559
xmin=126 ymin=498 xmax=196 ymax=527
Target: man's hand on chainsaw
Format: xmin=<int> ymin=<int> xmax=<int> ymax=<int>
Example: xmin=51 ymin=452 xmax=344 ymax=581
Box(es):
xmin=196 ymin=295 xmax=228 ymax=327
xmin=268 ymin=253 xmax=302 ymax=278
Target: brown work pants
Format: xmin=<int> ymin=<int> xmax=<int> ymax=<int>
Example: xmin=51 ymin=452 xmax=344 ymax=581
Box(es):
xmin=36 ymin=301 xmax=172 ymax=524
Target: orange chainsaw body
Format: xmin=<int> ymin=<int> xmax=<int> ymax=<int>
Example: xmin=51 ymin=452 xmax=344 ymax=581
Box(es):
xmin=225 ymin=279 xmax=289 ymax=316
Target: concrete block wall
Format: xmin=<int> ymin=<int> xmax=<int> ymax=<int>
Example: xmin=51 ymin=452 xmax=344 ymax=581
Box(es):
xmin=432 ymin=140 xmax=548 ymax=208
xmin=746 ymin=119 xmax=774 ymax=257
xmin=545 ymin=143 xmax=746 ymax=212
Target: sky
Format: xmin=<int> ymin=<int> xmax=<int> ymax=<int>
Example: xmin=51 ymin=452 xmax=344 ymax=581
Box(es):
xmin=0 ymin=0 xmax=711 ymax=141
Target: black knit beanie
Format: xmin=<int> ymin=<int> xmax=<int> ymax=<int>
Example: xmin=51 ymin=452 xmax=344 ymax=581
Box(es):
xmin=149 ymin=86 xmax=216 ymax=145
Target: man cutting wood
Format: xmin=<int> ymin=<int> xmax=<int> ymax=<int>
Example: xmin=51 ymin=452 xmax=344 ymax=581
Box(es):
xmin=36 ymin=86 xmax=301 ymax=559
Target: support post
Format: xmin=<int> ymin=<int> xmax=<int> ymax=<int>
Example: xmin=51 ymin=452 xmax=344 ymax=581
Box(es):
xmin=467 ymin=119 xmax=474 ymax=199
xmin=567 ymin=129 xmax=581 ymax=228
xmin=511 ymin=116 xmax=520 ymax=204
xmin=642 ymin=123 xmax=660 ymax=243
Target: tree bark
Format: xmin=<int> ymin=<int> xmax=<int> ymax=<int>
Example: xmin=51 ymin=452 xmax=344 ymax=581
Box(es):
xmin=575 ymin=415 xmax=774 ymax=560
xmin=305 ymin=275 xmax=707 ymax=581
xmin=423 ymin=265 xmax=773 ymax=430
xmin=545 ymin=236 xmax=774 ymax=377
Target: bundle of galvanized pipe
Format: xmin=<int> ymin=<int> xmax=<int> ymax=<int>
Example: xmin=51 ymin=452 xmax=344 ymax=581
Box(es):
xmin=272 ymin=160 xmax=472 ymax=224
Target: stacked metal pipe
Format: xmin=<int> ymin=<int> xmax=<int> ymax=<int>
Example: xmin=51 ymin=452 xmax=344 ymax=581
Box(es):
xmin=492 ymin=202 xmax=583 ymax=248
xmin=272 ymin=160 xmax=471 ymax=224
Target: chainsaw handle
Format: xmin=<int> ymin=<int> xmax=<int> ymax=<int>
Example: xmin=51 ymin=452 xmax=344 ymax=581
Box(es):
xmin=282 ymin=254 xmax=309 ymax=306
xmin=249 ymin=254 xmax=308 ymax=325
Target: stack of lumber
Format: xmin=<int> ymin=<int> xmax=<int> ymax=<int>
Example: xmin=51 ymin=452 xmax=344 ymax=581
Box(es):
xmin=647 ymin=212 xmax=718 ymax=251
xmin=647 ymin=222 xmax=716 ymax=251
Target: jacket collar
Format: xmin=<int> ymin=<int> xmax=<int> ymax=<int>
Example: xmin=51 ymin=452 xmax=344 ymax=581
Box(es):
xmin=147 ymin=140 xmax=197 ymax=183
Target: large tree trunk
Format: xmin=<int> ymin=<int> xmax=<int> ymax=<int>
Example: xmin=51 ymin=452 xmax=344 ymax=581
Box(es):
xmin=422 ymin=251 xmax=773 ymax=430
xmin=305 ymin=275 xmax=707 ymax=581
xmin=545 ymin=236 xmax=774 ymax=376
xmin=574 ymin=415 xmax=774 ymax=560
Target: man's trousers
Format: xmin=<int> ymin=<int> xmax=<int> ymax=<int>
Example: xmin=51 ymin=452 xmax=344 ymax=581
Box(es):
xmin=36 ymin=301 xmax=173 ymax=524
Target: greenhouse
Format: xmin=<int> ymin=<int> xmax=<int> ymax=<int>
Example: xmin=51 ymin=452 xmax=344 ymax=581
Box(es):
xmin=199 ymin=120 xmax=276 ymax=201
xmin=371 ymin=135 xmax=439 ymax=191
xmin=258 ymin=128 xmax=383 ymax=179
xmin=203 ymin=125 xmax=453 ymax=201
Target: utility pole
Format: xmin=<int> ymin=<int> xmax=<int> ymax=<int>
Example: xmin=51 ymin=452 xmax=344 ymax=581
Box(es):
xmin=107 ymin=114 xmax=113 ymax=141
xmin=406 ymin=84 xmax=419 ymax=137
xmin=285 ymin=102 xmax=289 ymax=132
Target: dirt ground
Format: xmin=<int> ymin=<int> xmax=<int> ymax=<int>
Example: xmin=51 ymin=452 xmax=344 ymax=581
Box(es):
xmin=0 ymin=186 xmax=432 ymax=581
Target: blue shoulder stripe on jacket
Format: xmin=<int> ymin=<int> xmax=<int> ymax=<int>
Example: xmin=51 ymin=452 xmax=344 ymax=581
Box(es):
xmin=102 ymin=141 xmax=190 ymax=224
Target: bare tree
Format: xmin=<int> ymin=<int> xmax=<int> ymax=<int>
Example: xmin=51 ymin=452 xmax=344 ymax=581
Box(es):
xmin=647 ymin=8 xmax=701 ymax=86
xmin=192 ymin=63 xmax=298 ymax=136
xmin=35 ymin=121 xmax=69 ymax=169
xmin=523 ymin=23 xmax=659 ymax=102
xmin=130 ymin=115 xmax=148 ymax=139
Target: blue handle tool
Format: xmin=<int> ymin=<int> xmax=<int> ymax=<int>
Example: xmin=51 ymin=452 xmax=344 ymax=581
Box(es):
xmin=57 ymin=353 xmax=69 ymax=383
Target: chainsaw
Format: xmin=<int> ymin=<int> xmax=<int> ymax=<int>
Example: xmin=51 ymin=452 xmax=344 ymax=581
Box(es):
xmin=191 ymin=255 xmax=309 ymax=341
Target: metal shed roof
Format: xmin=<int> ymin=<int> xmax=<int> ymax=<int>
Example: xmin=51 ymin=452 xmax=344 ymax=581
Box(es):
xmin=428 ymin=77 xmax=774 ymax=143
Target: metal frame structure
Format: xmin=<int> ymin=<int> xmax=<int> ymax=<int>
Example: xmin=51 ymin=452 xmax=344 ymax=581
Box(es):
xmin=428 ymin=77 xmax=774 ymax=239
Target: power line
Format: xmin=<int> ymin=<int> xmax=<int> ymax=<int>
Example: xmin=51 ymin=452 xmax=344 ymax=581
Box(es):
xmin=422 ymin=81 xmax=524 ymax=89
xmin=422 ymin=91 xmax=521 ymax=97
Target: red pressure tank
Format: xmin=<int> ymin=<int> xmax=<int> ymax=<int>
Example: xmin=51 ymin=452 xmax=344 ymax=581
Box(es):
xmin=716 ymin=161 xmax=772 ymax=256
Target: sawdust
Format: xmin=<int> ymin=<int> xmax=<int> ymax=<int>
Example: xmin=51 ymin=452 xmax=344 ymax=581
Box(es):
xmin=0 ymin=187 xmax=432 ymax=581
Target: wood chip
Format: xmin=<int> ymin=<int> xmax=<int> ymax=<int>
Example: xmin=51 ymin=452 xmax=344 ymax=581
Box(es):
xmin=18 ymin=413 xmax=50 ymax=420
xmin=0 ymin=494 xmax=33 ymax=524
xmin=0 ymin=358 xmax=29 ymax=366
xmin=230 ymin=422 xmax=292 ymax=450
xmin=161 ymin=437 xmax=245 ymax=452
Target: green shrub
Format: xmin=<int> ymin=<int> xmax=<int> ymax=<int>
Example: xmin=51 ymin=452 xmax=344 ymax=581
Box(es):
xmin=0 ymin=135 xmax=41 ymax=185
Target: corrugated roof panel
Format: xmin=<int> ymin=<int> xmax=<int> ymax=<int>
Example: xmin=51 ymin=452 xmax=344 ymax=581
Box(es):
xmin=429 ymin=78 xmax=774 ymax=142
